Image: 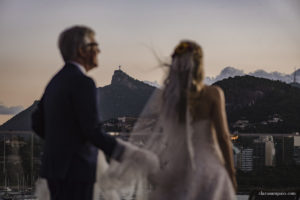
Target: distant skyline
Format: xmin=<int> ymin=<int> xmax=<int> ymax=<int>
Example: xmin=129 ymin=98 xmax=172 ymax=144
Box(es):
xmin=0 ymin=0 xmax=300 ymax=125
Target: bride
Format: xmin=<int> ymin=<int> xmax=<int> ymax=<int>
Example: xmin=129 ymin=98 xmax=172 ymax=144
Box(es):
xmin=98 ymin=40 xmax=237 ymax=200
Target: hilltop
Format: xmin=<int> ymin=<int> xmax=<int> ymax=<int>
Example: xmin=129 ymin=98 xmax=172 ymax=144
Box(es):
xmin=214 ymin=75 xmax=300 ymax=133
xmin=98 ymin=70 xmax=155 ymax=120
xmin=1 ymin=72 xmax=300 ymax=133
xmin=0 ymin=70 xmax=155 ymax=131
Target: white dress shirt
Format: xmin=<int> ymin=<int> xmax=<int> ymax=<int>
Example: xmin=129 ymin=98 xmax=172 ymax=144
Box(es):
xmin=69 ymin=61 xmax=87 ymax=75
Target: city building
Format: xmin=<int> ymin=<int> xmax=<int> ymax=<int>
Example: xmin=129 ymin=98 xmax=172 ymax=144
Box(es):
xmin=265 ymin=136 xmax=275 ymax=166
xmin=274 ymin=136 xmax=294 ymax=166
xmin=293 ymin=136 xmax=300 ymax=165
xmin=240 ymin=148 xmax=253 ymax=172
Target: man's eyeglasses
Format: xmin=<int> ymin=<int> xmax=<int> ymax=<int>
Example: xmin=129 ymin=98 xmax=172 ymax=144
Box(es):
xmin=84 ymin=42 xmax=98 ymax=47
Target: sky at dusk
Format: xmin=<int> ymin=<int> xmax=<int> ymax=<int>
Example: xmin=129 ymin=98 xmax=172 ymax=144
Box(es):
xmin=0 ymin=0 xmax=300 ymax=125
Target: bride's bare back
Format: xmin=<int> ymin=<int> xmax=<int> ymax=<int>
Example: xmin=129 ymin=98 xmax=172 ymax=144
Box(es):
xmin=189 ymin=84 xmax=237 ymax=190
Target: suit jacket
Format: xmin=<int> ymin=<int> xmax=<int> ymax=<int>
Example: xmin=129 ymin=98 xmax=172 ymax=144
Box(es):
xmin=32 ymin=63 xmax=120 ymax=182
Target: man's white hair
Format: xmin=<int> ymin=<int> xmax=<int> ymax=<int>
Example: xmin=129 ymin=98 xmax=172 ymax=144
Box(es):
xmin=58 ymin=25 xmax=95 ymax=62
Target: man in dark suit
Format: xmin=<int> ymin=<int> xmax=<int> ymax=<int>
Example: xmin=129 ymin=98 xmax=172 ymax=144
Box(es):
xmin=31 ymin=25 xmax=124 ymax=200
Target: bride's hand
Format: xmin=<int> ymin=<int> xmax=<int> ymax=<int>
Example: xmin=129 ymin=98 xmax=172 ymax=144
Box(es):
xmin=117 ymin=138 xmax=160 ymax=175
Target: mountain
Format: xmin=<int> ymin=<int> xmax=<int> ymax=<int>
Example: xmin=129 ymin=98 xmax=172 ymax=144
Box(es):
xmin=249 ymin=70 xmax=292 ymax=83
xmin=0 ymin=70 xmax=155 ymax=131
xmin=290 ymin=82 xmax=300 ymax=88
xmin=214 ymin=67 xmax=245 ymax=82
xmin=214 ymin=76 xmax=300 ymax=133
xmin=205 ymin=66 xmax=246 ymax=85
xmin=206 ymin=67 xmax=300 ymax=85
xmin=1 ymin=71 xmax=300 ymax=133
xmin=0 ymin=101 xmax=39 ymax=131
xmin=98 ymin=70 xmax=155 ymax=121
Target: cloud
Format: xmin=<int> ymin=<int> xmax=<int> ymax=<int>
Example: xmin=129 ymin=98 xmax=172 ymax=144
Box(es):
xmin=205 ymin=66 xmax=299 ymax=85
xmin=0 ymin=104 xmax=24 ymax=115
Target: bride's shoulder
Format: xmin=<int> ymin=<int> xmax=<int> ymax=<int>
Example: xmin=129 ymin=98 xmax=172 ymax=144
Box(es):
xmin=189 ymin=85 xmax=225 ymax=105
xmin=205 ymin=85 xmax=225 ymax=102
xmin=205 ymin=85 xmax=223 ymax=93
xmin=205 ymin=85 xmax=224 ymax=94
xmin=189 ymin=85 xmax=223 ymax=99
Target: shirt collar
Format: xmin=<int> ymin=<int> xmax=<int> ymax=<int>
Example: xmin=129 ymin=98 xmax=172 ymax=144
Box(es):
xmin=69 ymin=61 xmax=87 ymax=75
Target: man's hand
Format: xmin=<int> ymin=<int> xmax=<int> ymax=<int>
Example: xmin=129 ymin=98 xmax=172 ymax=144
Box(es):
xmin=116 ymin=138 xmax=160 ymax=175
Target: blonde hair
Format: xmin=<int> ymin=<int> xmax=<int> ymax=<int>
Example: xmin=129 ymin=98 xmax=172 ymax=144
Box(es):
xmin=162 ymin=40 xmax=204 ymax=122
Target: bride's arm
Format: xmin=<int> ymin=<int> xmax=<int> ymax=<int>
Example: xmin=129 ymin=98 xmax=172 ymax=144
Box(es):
xmin=210 ymin=86 xmax=237 ymax=191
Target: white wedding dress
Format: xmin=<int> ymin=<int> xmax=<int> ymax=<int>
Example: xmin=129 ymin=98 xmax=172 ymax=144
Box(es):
xmin=96 ymin=119 xmax=236 ymax=200
xmin=96 ymin=86 xmax=236 ymax=200
xmin=148 ymin=119 xmax=235 ymax=200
